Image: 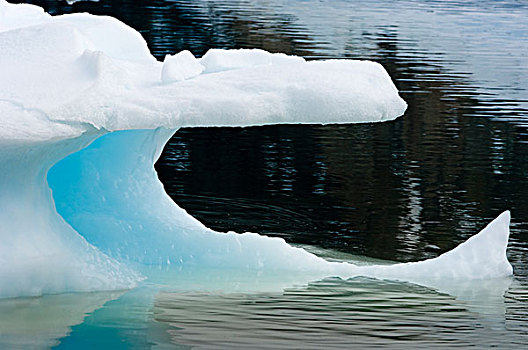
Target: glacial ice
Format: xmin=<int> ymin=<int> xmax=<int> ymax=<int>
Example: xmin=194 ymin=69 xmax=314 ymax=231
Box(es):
xmin=0 ymin=0 xmax=512 ymax=299
xmin=161 ymin=51 xmax=204 ymax=83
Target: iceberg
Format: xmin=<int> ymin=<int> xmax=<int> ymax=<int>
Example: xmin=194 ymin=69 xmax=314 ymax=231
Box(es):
xmin=0 ymin=0 xmax=512 ymax=299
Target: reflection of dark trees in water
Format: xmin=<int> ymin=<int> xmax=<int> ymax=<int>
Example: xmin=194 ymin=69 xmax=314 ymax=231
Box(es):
xmin=15 ymin=0 xmax=528 ymax=263
xmin=337 ymin=28 xmax=528 ymax=261
xmin=324 ymin=28 xmax=528 ymax=260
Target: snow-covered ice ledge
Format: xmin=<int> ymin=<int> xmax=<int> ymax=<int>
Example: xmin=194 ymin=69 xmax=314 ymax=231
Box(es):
xmin=0 ymin=0 xmax=512 ymax=299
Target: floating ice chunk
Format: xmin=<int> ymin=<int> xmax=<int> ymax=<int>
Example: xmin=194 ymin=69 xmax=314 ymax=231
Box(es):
xmin=200 ymin=48 xmax=305 ymax=73
xmin=0 ymin=1 xmax=511 ymax=300
xmin=161 ymin=50 xmax=205 ymax=83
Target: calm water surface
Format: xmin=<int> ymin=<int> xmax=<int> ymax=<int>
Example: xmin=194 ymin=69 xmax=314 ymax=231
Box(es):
xmin=4 ymin=0 xmax=528 ymax=348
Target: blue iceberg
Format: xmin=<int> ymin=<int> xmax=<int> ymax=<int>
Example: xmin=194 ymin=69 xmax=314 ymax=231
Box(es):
xmin=0 ymin=0 xmax=512 ymax=299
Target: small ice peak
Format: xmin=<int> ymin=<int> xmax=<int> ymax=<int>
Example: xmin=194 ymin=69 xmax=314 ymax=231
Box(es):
xmin=199 ymin=48 xmax=305 ymax=73
xmin=443 ymin=210 xmax=513 ymax=277
xmin=353 ymin=211 xmax=514 ymax=281
xmin=161 ymin=50 xmax=204 ymax=83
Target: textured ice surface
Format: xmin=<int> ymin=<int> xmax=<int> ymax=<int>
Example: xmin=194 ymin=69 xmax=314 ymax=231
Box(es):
xmin=0 ymin=0 xmax=406 ymax=139
xmin=199 ymin=48 xmax=306 ymax=73
xmin=0 ymin=1 xmax=512 ymax=298
xmin=161 ymin=50 xmax=204 ymax=83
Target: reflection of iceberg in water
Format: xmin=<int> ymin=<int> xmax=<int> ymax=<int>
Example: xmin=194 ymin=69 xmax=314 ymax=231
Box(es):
xmin=0 ymin=0 xmax=513 ymax=299
xmin=0 ymin=291 xmax=123 ymax=349
xmin=0 ymin=274 xmax=510 ymax=348
xmin=152 ymin=277 xmax=512 ymax=348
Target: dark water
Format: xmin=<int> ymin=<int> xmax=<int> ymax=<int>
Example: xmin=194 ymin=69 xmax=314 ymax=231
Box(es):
xmin=7 ymin=0 xmax=528 ymax=348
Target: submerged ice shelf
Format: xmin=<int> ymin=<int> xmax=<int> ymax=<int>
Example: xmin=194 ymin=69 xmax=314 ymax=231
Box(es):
xmin=0 ymin=0 xmax=512 ymax=299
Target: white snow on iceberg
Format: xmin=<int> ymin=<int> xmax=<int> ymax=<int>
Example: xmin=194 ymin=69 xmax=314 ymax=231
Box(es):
xmin=0 ymin=0 xmax=512 ymax=299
